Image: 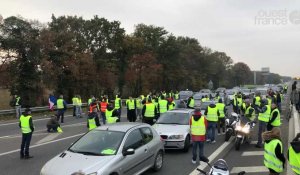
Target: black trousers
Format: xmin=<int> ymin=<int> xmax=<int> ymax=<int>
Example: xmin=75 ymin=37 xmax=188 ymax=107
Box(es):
xmin=143 ymin=117 xmax=154 ymax=125
xmin=20 ymin=133 xmax=32 ymax=157
xmin=57 ymin=110 xmax=65 ymax=123
xmin=127 ymin=109 xmax=137 ymax=122
xmin=73 ymin=106 xmax=76 ymax=117
xmin=47 ymin=124 xmax=59 ymax=132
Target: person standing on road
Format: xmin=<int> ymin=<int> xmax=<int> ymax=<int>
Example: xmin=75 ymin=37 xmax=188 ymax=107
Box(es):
xmin=263 ymin=127 xmax=285 ymax=175
xmin=190 ymin=108 xmax=207 ymax=164
xmin=187 ymin=96 xmax=195 ymax=109
xmin=126 ymin=96 xmax=137 ymax=122
xmin=287 ymin=133 xmax=300 ymax=175
xmin=158 ymin=95 xmax=169 ymax=116
xmin=114 ymin=95 xmax=122 ymax=119
xmin=12 ymin=95 xmax=22 ymax=118
xmin=142 ymin=98 xmax=157 ymax=125
xmin=19 ymin=108 xmax=34 ymax=159
xmin=72 ymin=95 xmax=77 ymax=117
xmin=87 ymin=107 xmax=100 ymax=130
xmin=267 ymin=102 xmax=281 ymax=131
xmin=56 ymin=95 xmax=67 ymax=123
xmin=253 ymin=92 xmax=261 ymax=114
xmin=136 ymin=95 xmax=143 ymax=120
xmin=216 ymin=99 xmax=226 ymax=135
xmin=99 ymin=97 xmax=108 ymax=124
xmin=204 ymin=101 xmax=220 ymax=144
xmin=256 ymin=99 xmax=271 ymax=148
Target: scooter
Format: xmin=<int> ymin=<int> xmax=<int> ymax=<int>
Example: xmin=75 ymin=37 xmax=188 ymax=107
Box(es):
xmin=234 ymin=120 xmax=255 ymax=151
xmin=224 ymin=112 xmax=239 ymax=141
xmin=197 ymin=156 xmax=245 ymax=175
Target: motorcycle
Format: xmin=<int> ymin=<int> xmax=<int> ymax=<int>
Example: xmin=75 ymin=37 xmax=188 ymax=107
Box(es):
xmin=224 ymin=112 xmax=239 ymax=142
xmin=234 ymin=119 xmax=255 ymax=151
xmin=197 ymin=156 xmax=245 ymax=175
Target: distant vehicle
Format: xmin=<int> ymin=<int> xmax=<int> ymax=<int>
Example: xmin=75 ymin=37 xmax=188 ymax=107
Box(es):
xmin=153 ymin=109 xmax=194 ymax=152
xmin=254 ymin=87 xmax=268 ymax=98
xmin=179 ymin=90 xmax=194 ymax=100
xmin=199 ymin=89 xmax=212 ymax=93
xmin=173 ymin=99 xmax=187 ymax=109
xmin=240 ymin=88 xmax=253 ymax=98
xmin=216 ymin=87 xmax=226 ymax=93
xmin=225 ymin=89 xmax=239 ymax=101
xmin=193 ymin=93 xmax=208 ymax=107
xmin=41 ymin=123 xmax=164 ymax=175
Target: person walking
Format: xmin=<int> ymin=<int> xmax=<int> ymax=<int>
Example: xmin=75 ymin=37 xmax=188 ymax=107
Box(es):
xmin=19 ymin=108 xmax=34 ymax=159
xmin=190 ymin=108 xmax=207 ymax=164
xmin=216 ymin=99 xmax=226 ymax=135
xmin=126 ymin=96 xmax=137 ymax=122
xmin=263 ymin=127 xmax=285 ymax=175
xmin=267 ymin=102 xmax=281 ymax=131
xmin=12 ymin=95 xmax=22 ymax=118
xmin=56 ymin=95 xmax=67 ymax=123
xmin=87 ymin=107 xmax=101 ymax=130
xmin=256 ymin=99 xmax=271 ymax=148
xmin=46 ymin=115 xmax=60 ymax=132
xmin=204 ymin=101 xmax=220 ymax=143
xmin=142 ymin=98 xmax=157 ymax=125
xmin=287 ymin=133 xmax=300 ymax=175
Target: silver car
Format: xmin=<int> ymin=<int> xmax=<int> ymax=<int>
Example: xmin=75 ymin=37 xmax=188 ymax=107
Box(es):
xmin=153 ymin=109 xmax=194 ymax=152
xmin=41 ymin=123 xmax=164 ymax=175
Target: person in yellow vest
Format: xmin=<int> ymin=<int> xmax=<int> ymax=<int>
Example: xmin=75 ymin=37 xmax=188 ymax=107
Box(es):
xmin=114 ymin=95 xmax=122 ymax=119
xmin=56 ymin=95 xmax=67 ymax=123
xmin=267 ymin=102 xmax=281 ymax=131
xmin=158 ymin=96 xmax=169 ymax=116
xmin=204 ymin=101 xmax=220 ymax=143
xmin=13 ymin=95 xmax=22 ymax=118
xmin=187 ymin=96 xmax=195 ymax=109
xmin=244 ymin=101 xmax=256 ymax=122
xmin=77 ymin=95 xmax=83 ymax=118
xmin=256 ymin=99 xmax=271 ymax=148
xmin=216 ymin=99 xmax=226 ymax=135
xmin=263 ymin=127 xmax=285 ymax=175
xmin=142 ymin=98 xmax=157 ymax=125
xmin=72 ymin=95 xmax=77 ymax=117
xmin=19 ymin=108 xmax=34 ymax=159
xmin=237 ymin=94 xmax=243 ymax=114
xmin=253 ymin=92 xmax=261 ymax=114
xmin=168 ymin=99 xmax=176 ymax=111
xmin=106 ymin=104 xmax=120 ymax=124
xmin=126 ymin=96 xmax=137 ymax=122
xmin=174 ymin=91 xmax=179 ymax=100
xmin=190 ymin=108 xmax=207 ymax=164
xmin=87 ymin=107 xmax=100 ymax=130
xmin=288 ymin=133 xmax=300 ymax=175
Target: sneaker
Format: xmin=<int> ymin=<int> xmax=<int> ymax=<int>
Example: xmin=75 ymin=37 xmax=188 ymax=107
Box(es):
xmin=217 ymin=133 xmax=221 ymax=135
xmin=192 ymin=159 xmax=196 ymax=164
xmin=24 ymin=155 xmax=33 ymax=159
xmin=206 ymin=139 xmax=211 ymax=142
xmin=211 ymin=140 xmax=216 ymax=144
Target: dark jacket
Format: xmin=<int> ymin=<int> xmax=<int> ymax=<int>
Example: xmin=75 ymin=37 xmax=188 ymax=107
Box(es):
xmin=19 ymin=115 xmax=34 ymax=133
xmin=87 ymin=112 xmax=100 ymax=128
xmin=47 ymin=116 xmax=60 ymax=127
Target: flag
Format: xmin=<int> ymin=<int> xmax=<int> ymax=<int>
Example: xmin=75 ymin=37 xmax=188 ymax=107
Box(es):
xmin=49 ymin=95 xmax=57 ymax=111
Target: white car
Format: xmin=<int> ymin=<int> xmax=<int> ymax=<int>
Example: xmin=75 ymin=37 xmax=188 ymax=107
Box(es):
xmin=153 ymin=109 xmax=194 ymax=152
xmin=41 ymin=123 xmax=164 ymax=175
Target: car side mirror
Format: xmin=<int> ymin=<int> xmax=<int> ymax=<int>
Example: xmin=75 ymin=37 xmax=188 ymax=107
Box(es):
xmin=123 ymin=148 xmax=135 ymax=156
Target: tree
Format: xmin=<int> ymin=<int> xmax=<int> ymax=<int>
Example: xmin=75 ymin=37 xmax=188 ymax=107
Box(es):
xmin=231 ymin=62 xmax=252 ymax=86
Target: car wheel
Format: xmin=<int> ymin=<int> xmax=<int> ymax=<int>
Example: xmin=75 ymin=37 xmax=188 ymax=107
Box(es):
xmin=152 ymin=150 xmax=163 ymax=172
xmin=183 ymin=135 xmax=190 ymax=152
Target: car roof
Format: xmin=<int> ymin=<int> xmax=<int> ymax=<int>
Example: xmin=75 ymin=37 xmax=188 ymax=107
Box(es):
xmin=95 ymin=122 xmax=148 ymax=132
xmin=167 ymin=108 xmax=194 ymax=113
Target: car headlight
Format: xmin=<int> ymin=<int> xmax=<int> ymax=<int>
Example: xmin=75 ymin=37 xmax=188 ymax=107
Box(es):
xmin=241 ymin=126 xmax=250 ymax=134
xmin=235 ymin=125 xmax=242 ymax=131
xmin=87 ymin=172 xmax=97 ymax=175
xmin=168 ymin=135 xmax=184 ymax=140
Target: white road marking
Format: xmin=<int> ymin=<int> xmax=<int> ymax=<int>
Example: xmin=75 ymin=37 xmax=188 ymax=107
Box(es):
xmin=0 ymin=133 xmax=49 ymax=139
xmin=293 ymin=106 xmax=300 ymax=135
xmin=0 ymin=115 xmax=72 ymax=126
xmin=241 ymin=151 xmax=264 ymax=156
xmin=230 ymin=166 xmax=268 ymax=173
xmin=35 ymin=133 xmax=61 ymax=144
xmin=189 ymin=138 xmax=234 ymax=175
xmin=0 ymin=133 xmax=84 ymax=157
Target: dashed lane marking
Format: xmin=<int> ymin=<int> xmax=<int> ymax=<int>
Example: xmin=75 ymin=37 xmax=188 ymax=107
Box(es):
xmin=241 ymin=151 xmax=264 ymax=156
xmin=230 ymin=166 xmax=268 ymax=174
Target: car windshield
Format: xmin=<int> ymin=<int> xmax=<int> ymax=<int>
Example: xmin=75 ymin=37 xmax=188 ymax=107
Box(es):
xmin=156 ymin=112 xmax=190 ymax=125
xmin=69 ymin=130 xmax=125 ymax=156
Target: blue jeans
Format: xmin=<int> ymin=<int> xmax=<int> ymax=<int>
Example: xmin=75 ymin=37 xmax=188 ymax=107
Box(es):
xmin=192 ymin=141 xmax=204 ymax=161
xmin=101 ymin=112 xmax=106 ymax=125
xmin=20 ymin=133 xmax=32 ymax=157
xmin=15 ymin=106 xmax=21 ymax=119
xmin=257 ymin=120 xmax=267 ymax=145
xmin=207 ymin=122 xmax=217 ymax=141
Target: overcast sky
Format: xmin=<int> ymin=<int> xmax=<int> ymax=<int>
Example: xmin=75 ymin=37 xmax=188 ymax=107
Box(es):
xmin=1 ymin=0 xmax=299 ymax=77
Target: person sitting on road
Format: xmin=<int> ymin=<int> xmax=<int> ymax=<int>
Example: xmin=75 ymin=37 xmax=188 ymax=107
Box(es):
xmin=46 ymin=115 xmax=60 ymax=133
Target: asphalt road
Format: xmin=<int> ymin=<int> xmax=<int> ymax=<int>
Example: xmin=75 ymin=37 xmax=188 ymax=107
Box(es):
xmin=0 ymin=98 xmax=292 ymax=175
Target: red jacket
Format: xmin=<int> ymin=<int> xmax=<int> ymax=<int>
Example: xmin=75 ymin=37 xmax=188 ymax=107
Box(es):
xmin=189 ymin=115 xmax=208 ymax=142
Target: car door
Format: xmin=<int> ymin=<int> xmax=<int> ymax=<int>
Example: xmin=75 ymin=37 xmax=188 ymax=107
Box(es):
xmin=121 ymin=128 xmax=149 ymax=175
xmin=140 ymin=127 xmax=155 ymax=168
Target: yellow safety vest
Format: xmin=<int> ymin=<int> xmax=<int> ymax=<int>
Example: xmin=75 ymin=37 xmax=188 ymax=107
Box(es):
xmin=20 ymin=115 xmax=32 ymax=134
xmin=264 ymin=139 xmax=283 ymax=173
xmin=101 ymin=148 xmax=116 ymax=155
xmin=158 ymin=100 xmax=168 ymax=114
xmin=245 ymin=106 xmax=256 ymax=121
xmin=258 ymin=105 xmax=271 ymax=122
xmin=144 ymin=103 xmax=155 ymax=118
xmin=174 ymin=93 xmax=179 ymax=100
xmin=88 ymin=118 xmax=97 ymax=130
xmin=255 ymin=96 xmax=261 ymax=106
xmin=136 ymin=99 xmax=142 ymax=109
xmin=270 ymin=108 xmax=281 ymax=127
xmin=115 ymin=98 xmax=121 ymax=109
xmin=216 ymin=103 xmax=225 ymax=118
xmin=188 ymin=99 xmax=195 ymax=108
xmin=57 ymin=99 xmax=64 ymax=109
xmin=237 ymin=98 xmax=243 ymax=107
xmin=72 ymin=97 xmax=78 ymax=105
xmin=206 ymin=106 xmax=218 ymax=122
xmin=191 ymin=116 xmax=206 ymax=136
xmin=106 ymin=110 xmax=118 ymax=124
xmin=126 ymin=100 xmax=135 ymax=110
xmin=78 ymin=99 xmax=82 ymax=106
xmin=16 ymin=96 xmax=21 ymax=106
xmin=168 ymin=101 xmax=175 ymax=111
xmin=288 ymin=146 xmax=300 ymax=174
